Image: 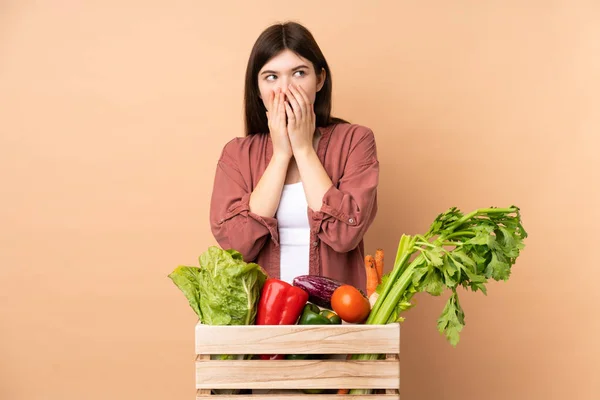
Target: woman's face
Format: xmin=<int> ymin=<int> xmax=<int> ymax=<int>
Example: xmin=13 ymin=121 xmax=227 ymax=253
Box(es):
xmin=257 ymin=49 xmax=326 ymax=113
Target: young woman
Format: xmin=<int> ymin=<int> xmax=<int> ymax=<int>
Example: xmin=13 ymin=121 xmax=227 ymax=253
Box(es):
xmin=209 ymin=21 xmax=379 ymax=292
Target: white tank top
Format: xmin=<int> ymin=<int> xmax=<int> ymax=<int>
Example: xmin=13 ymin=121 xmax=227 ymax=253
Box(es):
xmin=276 ymin=182 xmax=310 ymax=284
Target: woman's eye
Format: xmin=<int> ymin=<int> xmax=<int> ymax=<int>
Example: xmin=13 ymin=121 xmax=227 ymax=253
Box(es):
xmin=264 ymin=71 xmax=305 ymax=81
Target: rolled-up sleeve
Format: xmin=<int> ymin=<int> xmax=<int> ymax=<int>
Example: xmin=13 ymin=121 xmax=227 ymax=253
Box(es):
xmin=308 ymin=129 xmax=379 ymax=253
xmin=209 ymin=140 xmax=278 ymax=262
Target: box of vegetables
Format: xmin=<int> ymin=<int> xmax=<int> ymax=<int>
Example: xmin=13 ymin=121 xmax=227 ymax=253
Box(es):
xmin=169 ymin=206 xmax=527 ymax=398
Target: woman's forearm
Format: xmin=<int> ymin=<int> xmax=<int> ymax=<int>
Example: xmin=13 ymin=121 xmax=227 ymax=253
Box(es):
xmin=294 ymin=148 xmax=333 ymax=211
xmin=249 ymin=153 xmax=290 ymax=217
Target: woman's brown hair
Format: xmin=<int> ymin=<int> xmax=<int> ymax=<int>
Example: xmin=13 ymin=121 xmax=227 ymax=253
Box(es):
xmin=243 ymin=21 xmax=349 ymax=135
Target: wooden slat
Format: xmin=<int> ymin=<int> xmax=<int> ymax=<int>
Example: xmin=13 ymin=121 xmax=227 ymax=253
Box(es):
xmin=385 ymin=353 xmax=400 ymax=395
xmin=195 ymin=359 xmax=399 ymax=390
xmin=196 ymin=393 xmax=399 ymax=400
xmin=195 ymin=323 xmax=400 ymax=355
xmin=196 ymin=354 xmax=211 ymax=396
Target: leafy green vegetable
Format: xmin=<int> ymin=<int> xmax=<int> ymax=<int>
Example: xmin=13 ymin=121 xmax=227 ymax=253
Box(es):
xmin=198 ymin=247 xmax=267 ymax=325
xmin=349 ymin=206 xmax=527 ymax=395
xmin=368 ymin=206 xmax=527 ymax=344
xmin=168 ymin=266 xmax=202 ymax=318
xmin=168 ymin=246 xmax=267 ymax=326
xmin=169 ymin=246 xmax=267 ymax=394
xmin=436 ymin=291 xmax=465 ymax=346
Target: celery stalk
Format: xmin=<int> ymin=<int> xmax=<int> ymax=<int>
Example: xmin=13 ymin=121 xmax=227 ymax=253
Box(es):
xmin=348 ymin=206 xmax=527 ymax=395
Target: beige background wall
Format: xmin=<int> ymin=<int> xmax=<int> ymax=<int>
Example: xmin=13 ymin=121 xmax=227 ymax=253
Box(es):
xmin=1 ymin=1 xmax=598 ymax=399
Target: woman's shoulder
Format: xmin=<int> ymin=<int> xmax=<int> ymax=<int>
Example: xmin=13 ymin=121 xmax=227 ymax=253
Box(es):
xmin=325 ymin=123 xmax=378 ymax=164
xmin=219 ymin=133 xmax=269 ymax=161
xmin=328 ymin=122 xmax=376 ymax=147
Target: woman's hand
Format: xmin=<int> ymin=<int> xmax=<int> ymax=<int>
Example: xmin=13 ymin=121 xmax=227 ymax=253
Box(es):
xmin=284 ymin=84 xmax=316 ymax=156
xmin=267 ymin=88 xmax=293 ymax=159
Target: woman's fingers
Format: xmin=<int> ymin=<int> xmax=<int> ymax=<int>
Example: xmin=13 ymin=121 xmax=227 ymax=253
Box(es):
xmin=298 ymin=85 xmax=315 ymax=124
xmin=288 ymin=84 xmax=309 ymax=118
xmin=279 ymin=90 xmax=287 ymax=128
xmin=266 ymin=90 xmax=274 ymax=125
xmin=273 ymin=89 xmax=281 ymax=116
xmin=268 ymin=89 xmax=275 ymax=113
xmin=296 ymin=85 xmax=312 ymax=111
xmin=286 ymin=85 xmax=303 ymax=120
xmin=284 ymin=101 xmax=295 ymax=126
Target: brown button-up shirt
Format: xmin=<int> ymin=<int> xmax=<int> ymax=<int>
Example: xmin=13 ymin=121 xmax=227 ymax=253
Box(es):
xmin=209 ymin=123 xmax=379 ymax=292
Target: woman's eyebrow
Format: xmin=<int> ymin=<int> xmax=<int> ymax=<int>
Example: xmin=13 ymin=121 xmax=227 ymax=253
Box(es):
xmin=260 ymin=64 xmax=309 ymax=75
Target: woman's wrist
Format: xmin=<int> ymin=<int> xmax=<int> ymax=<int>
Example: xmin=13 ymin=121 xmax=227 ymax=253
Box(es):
xmin=271 ymin=151 xmax=292 ymax=165
xmin=292 ymin=145 xmax=316 ymax=162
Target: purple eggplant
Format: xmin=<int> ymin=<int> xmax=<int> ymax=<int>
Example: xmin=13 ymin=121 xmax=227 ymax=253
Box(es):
xmin=292 ymin=275 xmax=351 ymax=309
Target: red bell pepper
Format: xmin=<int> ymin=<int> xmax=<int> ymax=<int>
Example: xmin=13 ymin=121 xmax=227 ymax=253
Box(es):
xmin=256 ymin=278 xmax=309 ymax=360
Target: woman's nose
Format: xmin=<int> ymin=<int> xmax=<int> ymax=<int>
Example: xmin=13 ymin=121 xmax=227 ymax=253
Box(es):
xmin=277 ymin=79 xmax=290 ymax=92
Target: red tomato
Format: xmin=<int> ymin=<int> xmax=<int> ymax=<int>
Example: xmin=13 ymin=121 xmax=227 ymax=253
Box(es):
xmin=330 ymin=285 xmax=371 ymax=323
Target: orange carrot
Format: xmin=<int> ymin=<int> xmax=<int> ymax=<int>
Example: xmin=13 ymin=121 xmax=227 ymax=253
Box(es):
xmin=375 ymin=248 xmax=384 ymax=284
xmin=365 ymin=255 xmax=378 ymax=297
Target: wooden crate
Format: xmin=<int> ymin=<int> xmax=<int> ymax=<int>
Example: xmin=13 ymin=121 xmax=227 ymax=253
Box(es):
xmin=195 ymin=323 xmax=400 ymax=399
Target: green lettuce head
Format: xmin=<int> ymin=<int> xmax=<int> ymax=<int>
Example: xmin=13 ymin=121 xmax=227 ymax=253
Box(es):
xmin=168 ymin=246 xmax=267 ymax=326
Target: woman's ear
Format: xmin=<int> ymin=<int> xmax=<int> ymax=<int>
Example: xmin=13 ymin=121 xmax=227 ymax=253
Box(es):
xmin=316 ymin=68 xmax=326 ymax=92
